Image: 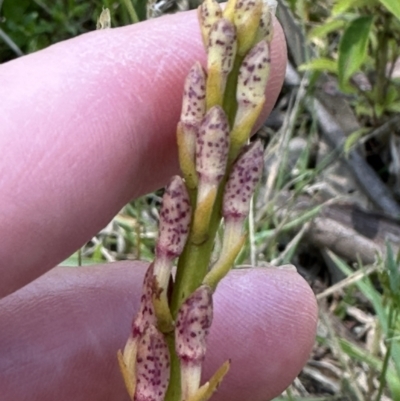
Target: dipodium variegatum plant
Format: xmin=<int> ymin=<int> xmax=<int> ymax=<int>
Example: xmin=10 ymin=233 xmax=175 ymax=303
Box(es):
xmin=117 ymin=0 xmax=277 ymax=400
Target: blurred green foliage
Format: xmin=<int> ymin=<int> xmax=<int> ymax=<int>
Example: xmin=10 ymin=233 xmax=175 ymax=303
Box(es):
xmin=296 ymin=0 xmax=400 ymax=121
xmin=0 ymin=0 xmax=147 ymax=63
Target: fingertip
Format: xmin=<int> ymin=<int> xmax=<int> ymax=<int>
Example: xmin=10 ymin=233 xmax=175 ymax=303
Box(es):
xmin=257 ymin=16 xmax=287 ymax=123
xmin=207 ymin=267 xmax=317 ymax=401
xmin=267 ymin=17 xmax=288 ymax=110
xmin=0 ymin=12 xmax=206 ymax=297
xmin=0 ymin=262 xmax=316 ymax=401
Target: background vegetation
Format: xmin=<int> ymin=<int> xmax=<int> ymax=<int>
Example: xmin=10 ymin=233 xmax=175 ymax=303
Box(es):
xmin=3 ymin=0 xmax=400 ymax=399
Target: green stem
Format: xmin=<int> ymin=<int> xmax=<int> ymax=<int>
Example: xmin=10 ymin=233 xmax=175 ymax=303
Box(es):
xmin=167 ymin=43 xmax=248 ymax=401
xmin=170 ymin=149 xmax=242 ymax=317
xmin=165 ymin=332 xmax=181 ymax=401
xmin=170 ymin=52 xmax=246 ymax=317
xmin=121 ymin=0 xmax=139 ymax=23
xmin=170 ymin=197 xmax=222 ymax=317
xmin=167 ymin=195 xmax=223 ymax=401
xmin=375 ymin=306 xmax=397 ymax=401
xmin=223 ymin=55 xmax=244 ymax=127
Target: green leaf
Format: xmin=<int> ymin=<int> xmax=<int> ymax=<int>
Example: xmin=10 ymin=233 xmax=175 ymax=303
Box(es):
xmin=308 ymin=19 xmax=346 ymax=39
xmin=339 ymin=338 xmax=400 ymax=398
xmin=384 ymin=86 xmax=399 ymax=105
xmin=60 ymin=252 xmax=101 ymax=266
xmin=375 ymin=103 xmax=385 ymax=118
xmin=299 ymin=58 xmax=338 ymax=74
xmin=338 ymin=16 xmax=373 ymax=92
xmin=386 ymin=101 xmax=400 ymax=113
xmin=386 ymin=243 xmax=400 ymax=305
xmin=333 ymin=0 xmax=378 ymax=15
xmin=329 ymin=251 xmax=400 ymax=379
xmin=2 ymin=0 xmax=31 ymax=21
xmin=344 ymin=127 xmax=369 ymax=155
xmin=355 ymin=102 xmax=374 ymax=117
xmin=379 ymin=0 xmax=400 ymax=20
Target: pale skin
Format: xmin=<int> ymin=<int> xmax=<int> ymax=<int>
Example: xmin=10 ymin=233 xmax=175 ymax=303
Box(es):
xmin=0 ymin=9 xmax=318 ymax=401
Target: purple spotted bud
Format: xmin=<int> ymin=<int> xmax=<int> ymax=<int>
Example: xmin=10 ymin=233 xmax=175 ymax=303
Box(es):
xmin=256 ymin=2 xmax=274 ymax=43
xmin=203 ymin=142 xmax=263 ymax=290
xmin=118 ymin=264 xmax=158 ymax=399
xmin=153 ymin=176 xmax=191 ymax=330
xmin=178 ymin=63 xmax=207 ymax=188
xmin=134 ymin=324 xmax=170 ymax=401
xmin=208 ymin=18 xmax=237 ymax=79
xmin=235 ymin=0 xmax=260 ymax=21
xmin=175 ymin=285 xmax=213 ymax=362
xmin=236 ymin=40 xmax=270 ymax=110
xmin=198 ymin=0 xmax=223 ymax=47
xmin=230 ymin=40 xmax=270 ymax=157
xmin=175 ymin=286 xmax=213 ymax=399
xmin=132 ymin=264 xmax=157 ymax=338
xmin=180 ymin=63 xmax=207 ymax=138
xmin=206 ymin=18 xmax=237 ymax=107
xmin=156 ymin=176 xmax=191 ymax=260
xmin=223 ymin=141 xmax=264 ymax=221
xmin=234 ymin=0 xmax=263 ymax=55
xmin=196 ymin=106 xmax=230 ymax=202
xmin=192 ymin=107 xmax=229 ymax=243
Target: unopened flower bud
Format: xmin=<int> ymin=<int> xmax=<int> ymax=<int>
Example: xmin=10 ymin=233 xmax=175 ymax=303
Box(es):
xmin=134 ymin=324 xmax=170 ymax=401
xmin=192 ymin=106 xmax=230 ymax=243
xmin=230 ymin=40 xmax=270 ymax=159
xmin=132 ymin=264 xmax=157 ymax=337
xmin=223 ymin=140 xmax=264 ymax=221
xmin=175 ymin=285 xmax=213 ymax=399
xmin=236 ymin=40 xmax=270 ymax=110
xmin=234 ymin=0 xmax=263 ymax=56
xmin=255 ymin=2 xmax=274 ymax=43
xmin=156 ymin=176 xmax=191 ymax=260
xmin=154 ymin=176 xmax=191 ymax=331
xmin=175 ymin=285 xmax=213 ymax=361
xmin=180 ymin=62 xmax=207 ymax=134
xmin=206 ymin=18 xmax=237 ymax=108
xmin=204 ymin=141 xmax=264 ymax=290
xmin=196 ymin=106 xmax=230 ymax=200
xmin=198 ymin=0 xmax=223 ymax=47
xmin=222 ymin=0 xmax=236 ymax=21
xmin=118 ymin=265 xmax=158 ymax=399
xmin=178 ymin=63 xmax=207 ymax=189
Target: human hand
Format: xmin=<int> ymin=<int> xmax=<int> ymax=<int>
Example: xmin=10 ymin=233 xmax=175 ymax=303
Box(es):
xmin=0 ymin=9 xmax=317 ymax=401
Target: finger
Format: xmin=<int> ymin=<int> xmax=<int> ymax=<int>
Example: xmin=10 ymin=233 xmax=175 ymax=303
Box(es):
xmin=208 ymin=267 xmax=317 ymax=400
xmin=0 ymin=12 xmax=286 ymax=298
xmin=0 ymin=263 xmax=316 ymax=401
